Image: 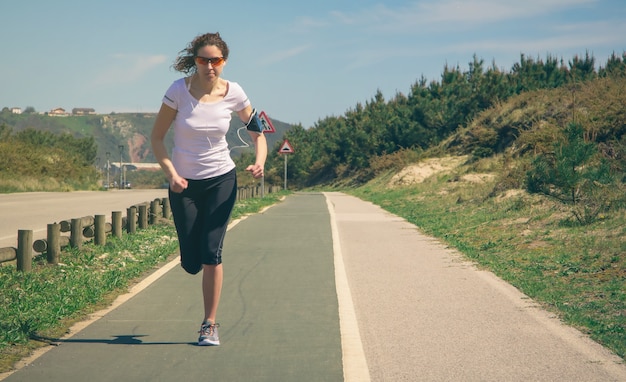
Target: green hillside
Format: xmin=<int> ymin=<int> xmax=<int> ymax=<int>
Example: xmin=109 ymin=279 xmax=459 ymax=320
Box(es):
xmin=0 ymin=110 xmax=293 ymax=163
xmin=0 ymin=109 xmax=295 ymax=191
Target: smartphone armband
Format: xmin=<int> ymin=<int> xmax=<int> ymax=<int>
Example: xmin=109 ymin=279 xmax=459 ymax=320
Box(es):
xmin=245 ymin=109 xmax=264 ymax=133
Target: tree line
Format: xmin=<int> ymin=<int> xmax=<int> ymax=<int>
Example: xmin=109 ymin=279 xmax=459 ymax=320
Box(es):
xmin=252 ymin=51 xmax=626 ymax=189
xmin=2 ymin=51 xmax=625 ymax=195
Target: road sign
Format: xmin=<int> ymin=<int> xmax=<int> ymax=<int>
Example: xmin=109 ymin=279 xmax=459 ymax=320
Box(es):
xmin=258 ymin=111 xmax=275 ymax=133
xmin=278 ymin=139 xmax=294 ymax=154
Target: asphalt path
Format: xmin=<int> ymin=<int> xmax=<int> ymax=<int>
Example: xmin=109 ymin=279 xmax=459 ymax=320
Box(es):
xmin=1 ymin=192 xmax=625 ymax=381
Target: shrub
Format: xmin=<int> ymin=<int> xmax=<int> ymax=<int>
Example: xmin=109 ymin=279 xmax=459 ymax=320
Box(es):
xmin=526 ymin=123 xmax=618 ymax=224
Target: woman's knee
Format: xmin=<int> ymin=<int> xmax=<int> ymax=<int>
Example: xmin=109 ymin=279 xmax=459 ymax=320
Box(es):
xmin=181 ymin=261 xmax=202 ymax=275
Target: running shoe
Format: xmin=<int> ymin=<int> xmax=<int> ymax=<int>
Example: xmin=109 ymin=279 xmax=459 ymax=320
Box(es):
xmin=198 ymin=321 xmax=220 ymax=346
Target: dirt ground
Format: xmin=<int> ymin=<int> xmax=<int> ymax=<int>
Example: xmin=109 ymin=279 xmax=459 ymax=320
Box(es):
xmin=389 ymin=156 xmax=468 ymax=187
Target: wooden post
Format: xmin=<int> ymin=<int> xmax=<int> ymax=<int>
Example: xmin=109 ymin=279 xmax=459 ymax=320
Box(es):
xmin=60 ymin=220 xmax=72 ymax=232
xmin=127 ymin=206 xmax=136 ymax=234
xmin=138 ymin=204 xmax=148 ymax=229
xmin=94 ymin=214 xmax=106 ymax=245
xmin=61 ymin=216 xmax=94 ymax=233
xmin=70 ymin=218 xmax=82 ymax=249
xmin=47 ymin=223 xmax=60 ymax=265
xmin=33 ymin=236 xmax=69 ymax=254
xmin=17 ymin=229 xmax=33 ymax=272
xmin=162 ymin=198 xmax=170 ymax=219
xmin=112 ymin=211 xmax=122 ymax=238
xmin=0 ymin=247 xmax=16 ymax=263
xmin=150 ymin=200 xmax=158 ymax=225
xmin=33 ymin=239 xmax=48 ymax=253
xmin=83 ymin=223 xmax=111 ymax=238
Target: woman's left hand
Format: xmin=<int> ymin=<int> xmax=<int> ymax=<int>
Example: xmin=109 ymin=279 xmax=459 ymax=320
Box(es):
xmin=245 ymin=164 xmax=264 ymax=179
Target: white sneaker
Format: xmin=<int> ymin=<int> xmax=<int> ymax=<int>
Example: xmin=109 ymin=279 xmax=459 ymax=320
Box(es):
xmin=198 ymin=322 xmax=220 ymax=346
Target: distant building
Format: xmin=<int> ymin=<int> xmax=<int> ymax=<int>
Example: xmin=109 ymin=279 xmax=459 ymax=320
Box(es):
xmin=10 ymin=107 xmax=22 ymax=114
xmin=72 ymin=108 xmax=96 ymax=115
xmin=49 ymin=107 xmax=68 ymax=116
xmin=113 ymin=163 xmax=162 ymax=171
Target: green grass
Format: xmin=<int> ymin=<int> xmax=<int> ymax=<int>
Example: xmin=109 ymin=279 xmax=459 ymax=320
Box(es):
xmin=0 ymin=190 xmax=290 ymax=373
xmin=350 ymin=160 xmax=626 ymax=360
xmin=0 ymin=174 xmax=101 ymax=193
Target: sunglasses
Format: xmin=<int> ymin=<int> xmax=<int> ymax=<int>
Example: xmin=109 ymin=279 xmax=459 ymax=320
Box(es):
xmin=194 ymin=56 xmax=225 ymax=66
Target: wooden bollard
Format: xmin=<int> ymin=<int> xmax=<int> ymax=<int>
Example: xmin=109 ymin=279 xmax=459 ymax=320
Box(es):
xmin=153 ymin=197 xmax=163 ymax=211
xmin=47 ymin=223 xmax=60 ymax=265
xmin=127 ymin=206 xmax=137 ymax=234
xmin=163 ymin=197 xmax=170 ymax=219
xmin=61 ymin=216 xmax=94 ymax=232
xmin=112 ymin=211 xmax=123 ymax=238
xmin=138 ymin=204 xmax=148 ymax=229
xmin=94 ymin=214 xmax=106 ymax=246
xmin=17 ymin=230 xmax=33 ymax=272
xmin=150 ymin=200 xmax=159 ymax=225
xmin=33 ymin=239 xmax=47 ymax=253
xmin=33 ymin=236 xmax=69 ymax=252
xmin=33 ymin=236 xmax=70 ymax=253
xmin=60 ymin=220 xmax=71 ymax=232
xmin=70 ymin=218 xmax=82 ymax=249
xmin=0 ymin=247 xmax=17 ymax=263
xmin=83 ymin=223 xmax=112 ymax=238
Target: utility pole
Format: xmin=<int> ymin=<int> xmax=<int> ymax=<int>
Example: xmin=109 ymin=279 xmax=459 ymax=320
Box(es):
xmin=106 ymin=151 xmax=110 ymax=189
xmin=118 ymin=145 xmax=124 ymax=190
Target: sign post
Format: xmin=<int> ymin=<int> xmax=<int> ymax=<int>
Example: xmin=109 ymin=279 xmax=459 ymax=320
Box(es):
xmin=278 ymin=139 xmax=294 ymax=190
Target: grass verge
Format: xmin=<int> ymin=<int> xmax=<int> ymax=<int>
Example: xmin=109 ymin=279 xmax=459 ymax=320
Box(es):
xmin=0 ymin=191 xmax=290 ymax=373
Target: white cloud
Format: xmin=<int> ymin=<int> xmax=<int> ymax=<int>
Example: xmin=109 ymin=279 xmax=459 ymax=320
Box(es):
xmin=259 ymin=44 xmax=312 ymax=66
xmin=446 ymin=20 xmax=626 ymax=56
xmin=294 ymin=16 xmax=328 ymax=29
xmin=410 ymin=0 xmax=597 ymax=24
xmin=91 ymin=54 xmax=168 ymax=87
xmin=323 ymin=0 xmax=599 ymax=33
xmin=297 ymin=0 xmax=621 ymax=73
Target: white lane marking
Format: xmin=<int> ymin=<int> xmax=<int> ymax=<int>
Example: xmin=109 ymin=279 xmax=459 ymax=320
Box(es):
xmin=324 ymin=193 xmax=371 ymax=382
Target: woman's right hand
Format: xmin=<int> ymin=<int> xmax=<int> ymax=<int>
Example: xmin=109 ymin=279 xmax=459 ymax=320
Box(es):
xmin=169 ymin=174 xmax=188 ymax=193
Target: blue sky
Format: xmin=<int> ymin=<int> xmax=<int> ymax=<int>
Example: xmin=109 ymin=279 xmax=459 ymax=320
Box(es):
xmin=1 ymin=0 xmax=624 ymax=128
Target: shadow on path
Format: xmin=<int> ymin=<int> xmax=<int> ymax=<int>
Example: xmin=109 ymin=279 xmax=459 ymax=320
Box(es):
xmin=31 ymin=334 xmax=195 ymax=346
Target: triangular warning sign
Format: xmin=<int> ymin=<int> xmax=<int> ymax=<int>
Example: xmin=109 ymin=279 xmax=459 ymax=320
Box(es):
xmin=258 ymin=111 xmax=275 ymax=133
xmin=278 ymin=139 xmax=294 ymax=154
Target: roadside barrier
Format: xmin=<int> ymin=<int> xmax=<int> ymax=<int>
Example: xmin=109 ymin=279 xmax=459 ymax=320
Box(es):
xmin=0 ymin=185 xmax=281 ymax=272
xmin=0 ymin=198 xmax=169 ymax=272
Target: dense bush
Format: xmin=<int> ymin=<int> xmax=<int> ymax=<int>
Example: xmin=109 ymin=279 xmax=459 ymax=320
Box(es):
xmin=0 ymin=125 xmax=98 ymax=190
xmin=526 ymin=123 xmax=622 ymax=224
xmin=277 ymin=52 xmax=626 ymax=189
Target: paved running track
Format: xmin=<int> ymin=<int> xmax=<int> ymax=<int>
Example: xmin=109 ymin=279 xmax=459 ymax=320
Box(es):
xmin=2 ymin=192 xmax=625 ymax=381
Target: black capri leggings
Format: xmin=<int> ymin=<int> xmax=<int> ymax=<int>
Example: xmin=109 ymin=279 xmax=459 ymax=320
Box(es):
xmin=168 ymin=168 xmax=237 ymax=274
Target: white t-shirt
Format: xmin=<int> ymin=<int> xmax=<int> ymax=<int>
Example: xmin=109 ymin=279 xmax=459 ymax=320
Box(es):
xmin=162 ymin=78 xmax=251 ymax=180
